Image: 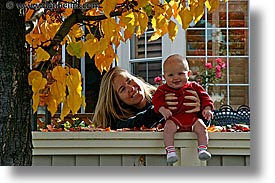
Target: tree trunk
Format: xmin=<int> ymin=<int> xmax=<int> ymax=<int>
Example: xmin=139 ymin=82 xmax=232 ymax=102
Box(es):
xmin=85 ymin=55 xmax=103 ymax=113
xmin=0 ymin=1 xmax=32 ymax=165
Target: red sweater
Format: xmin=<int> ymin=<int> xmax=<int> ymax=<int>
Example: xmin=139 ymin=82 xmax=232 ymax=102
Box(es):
xmin=152 ymin=81 xmax=214 ymax=130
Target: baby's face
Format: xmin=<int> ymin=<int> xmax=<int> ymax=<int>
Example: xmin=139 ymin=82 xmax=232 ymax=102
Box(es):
xmin=163 ymin=61 xmax=190 ymax=89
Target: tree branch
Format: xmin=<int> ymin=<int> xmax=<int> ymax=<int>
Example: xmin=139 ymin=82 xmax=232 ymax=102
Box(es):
xmin=43 ymin=10 xmax=123 ymax=58
xmin=25 ymin=8 xmax=45 ymax=34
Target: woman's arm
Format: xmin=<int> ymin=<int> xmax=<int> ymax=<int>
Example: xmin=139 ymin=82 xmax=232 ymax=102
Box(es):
xmin=113 ymin=105 xmax=163 ymax=130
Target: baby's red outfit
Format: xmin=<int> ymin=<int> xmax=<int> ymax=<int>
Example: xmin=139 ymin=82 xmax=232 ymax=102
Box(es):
xmin=152 ymin=81 xmax=214 ymax=131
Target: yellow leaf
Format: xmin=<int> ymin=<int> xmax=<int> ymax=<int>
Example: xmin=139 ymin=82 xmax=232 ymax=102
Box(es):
xmin=72 ymin=25 xmax=84 ymax=38
xmin=84 ymin=37 xmax=100 ymax=58
xmin=66 ymin=68 xmax=82 ymax=94
xmin=150 ymin=0 xmax=160 ymax=6
xmin=62 ymin=8 xmax=73 ymax=17
xmin=25 ymin=34 xmax=33 ymax=45
xmin=136 ymin=11 xmax=148 ymax=37
xmin=70 ymin=68 xmax=82 ymax=83
xmin=163 ymin=4 xmax=173 ymax=20
xmin=168 ymin=20 xmax=178 ymax=42
xmin=32 ymin=92 xmax=40 ymax=114
xmin=193 ymin=4 xmax=205 ymax=24
xmin=149 ymin=29 xmax=162 ymax=42
xmin=60 ymin=99 xmax=71 ymax=120
xmin=52 ymin=66 xmax=67 ymax=83
xmin=28 ymin=70 xmax=42 ymax=85
xmin=40 ymin=22 xmax=50 ymax=40
xmin=98 ymin=37 xmax=110 ymax=53
xmin=95 ymin=45 xmax=115 ymax=74
xmin=111 ymin=32 xmax=123 ymax=47
xmin=25 ymin=9 xmax=34 ymax=21
xmin=67 ymin=91 xmax=82 ymax=115
xmin=121 ymin=11 xmax=137 ymax=35
xmin=66 ymin=40 xmax=85 ymax=59
xmin=35 ymin=47 xmax=50 ymax=62
xmin=85 ymin=33 xmax=94 ymax=40
xmin=170 ymin=0 xmax=180 ymax=18
xmin=124 ymin=29 xmax=134 ymax=41
xmin=205 ymin=0 xmax=219 ymax=13
xmin=50 ymin=81 xmax=66 ymax=104
xmin=45 ymin=22 xmax=61 ymax=39
xmin=152 ymin=13 xmax=167 ymax=30
xmin=137 ymin=0 xmax=149 ymax=8
xmin=154 ymin=5 xmax=165 ymax=14
xmin=46 ymin=94 xmax=58 ymax=116
xmin=151 ymin=15 xmax=157 ymax=29
xmin=102 ymin=0 xmax=118 ymax=18
xmin=82 ymin=95 xmax=86 ymax=110
xmin=101 ymin=18 xmax=117 ymax=39
xmin=31 ymin=77 xmax=47 ymax=93
xmin=179 ymin=7 xmax=193 ymax=30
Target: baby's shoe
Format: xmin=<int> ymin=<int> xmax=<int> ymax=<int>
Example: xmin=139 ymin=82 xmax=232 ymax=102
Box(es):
xmin=198 ymin=145 xmax=211 ymax=161
xmin=167 ymin=152 xmax=178 ymax=164
xmin=166 ymin=146 xmax=178 ymax=164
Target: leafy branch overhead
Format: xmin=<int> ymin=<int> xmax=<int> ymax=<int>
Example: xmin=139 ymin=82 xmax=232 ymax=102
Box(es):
xmin=26 ymin=0 xmax=226 ymax=118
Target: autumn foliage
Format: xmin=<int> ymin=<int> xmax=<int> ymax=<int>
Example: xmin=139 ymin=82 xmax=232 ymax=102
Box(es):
xmin=26 ymin=0 xmax=226 ymax=118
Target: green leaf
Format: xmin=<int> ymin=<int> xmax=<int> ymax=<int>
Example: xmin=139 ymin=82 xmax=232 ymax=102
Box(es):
xmin=143 ymin=4 xmax=152 ymax=17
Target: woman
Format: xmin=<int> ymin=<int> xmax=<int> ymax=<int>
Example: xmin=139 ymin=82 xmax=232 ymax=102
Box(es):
xmin=92 ymin=66 xmax=201 ymax=130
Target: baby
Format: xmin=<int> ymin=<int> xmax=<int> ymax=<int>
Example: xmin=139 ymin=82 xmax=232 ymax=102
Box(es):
xmin=152 ymin=54 xmax=214 ymax=164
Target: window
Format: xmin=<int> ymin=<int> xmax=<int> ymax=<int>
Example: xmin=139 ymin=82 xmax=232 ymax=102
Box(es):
xmin=129 ymin=21 xmax=162 ymax=84
xmin=186 ymin=0 xmax=249 ymax=108
xmin=126 ymin=0 xmax=250 ymax=109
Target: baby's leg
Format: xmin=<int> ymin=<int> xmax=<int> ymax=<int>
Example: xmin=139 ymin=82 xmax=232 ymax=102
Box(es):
xmin=163 ymin=119 xmax=177 ymax=147
xmin=163 ymin=119 xmax=178 ymax=164
xmin=193 ymin=119 xmax=211 ymax=161
xmin=193 ymin=119 xmax=208 ymax=146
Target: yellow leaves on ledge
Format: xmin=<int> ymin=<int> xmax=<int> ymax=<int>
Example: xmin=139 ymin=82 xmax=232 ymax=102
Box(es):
xmin=28 ymin=67 xmax=85 ymax=120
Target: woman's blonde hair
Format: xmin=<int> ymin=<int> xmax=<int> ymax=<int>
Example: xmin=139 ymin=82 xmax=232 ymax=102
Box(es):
xmin=92 ymin=66 xmax=156 ymax=128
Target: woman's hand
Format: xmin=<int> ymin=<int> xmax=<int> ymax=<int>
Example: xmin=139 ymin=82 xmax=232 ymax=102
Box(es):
xmin=183 ymin=90 xmax=200 ymax=113
xmin=164 ymin=93 xmax=178 ymax=110
xmin=164 ymin=90 xmax=200 ymax=112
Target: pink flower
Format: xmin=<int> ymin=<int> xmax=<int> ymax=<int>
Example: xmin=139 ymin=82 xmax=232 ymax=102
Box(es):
xmin=216 ymin=72 xmax=221 ymax=78
xmin=154 ymin=76 xmax=162 ymax=84
xmin=216 ymin=65 xmax=222 ymax=78
xmin=205 ymin=63 xmax=212 ymax=70
xmin=216 ymin=65 xmax=221 ymax=72
xmin=216 ymin=58 xmax=226 ymax=68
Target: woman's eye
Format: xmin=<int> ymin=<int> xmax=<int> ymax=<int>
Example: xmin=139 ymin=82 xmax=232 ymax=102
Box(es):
xmin=121 ymin=87 xmax=125 ymax=92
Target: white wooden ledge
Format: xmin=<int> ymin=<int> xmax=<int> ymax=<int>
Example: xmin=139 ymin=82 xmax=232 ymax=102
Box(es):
xmin=32 ymin=132 xmax=250 ymax=166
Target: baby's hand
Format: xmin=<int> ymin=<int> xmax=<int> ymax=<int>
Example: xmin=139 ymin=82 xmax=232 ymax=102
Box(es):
xmin=159 ymin=106 xmax=172 ymax=120
xmin=202 ymin=108 xmax=213 ymax=121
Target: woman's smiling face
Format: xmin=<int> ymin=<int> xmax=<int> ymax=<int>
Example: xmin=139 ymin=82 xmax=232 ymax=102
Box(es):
xmin=113 ymin=72 xmax=146 ymax=109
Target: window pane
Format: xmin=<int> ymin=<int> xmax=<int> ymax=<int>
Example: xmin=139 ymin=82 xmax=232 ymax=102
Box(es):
xmin=229 ymin=58 xmax=249 ymax=84
xmin=208 ymin=85 xmax=227 ymax=109
xmin=186 ymin=30 xmax=206 ymax=56
xmin=207 ymin=29 xmax=227 ymax=56
xmin=130 ymin=33 xmax=162 ymax=59
xmin=207 ymin=2 xmax=227 ymax=28
xmin=228 ymin=0 xmax=249 ymax=28
xmin=229 ymin=86 xmax=249 ymax=107
xmin=188 ymin=57 xmax=206 ymax=81
xmin=208 ymin=85 xmax=249 ymax=109
xmin=130 ymin=19 xmax=162 ymax=59
xmin=229 ymin=29 xmax=248 ymax=56
xmin=131 ymin=60 xmax=162 ymax=85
